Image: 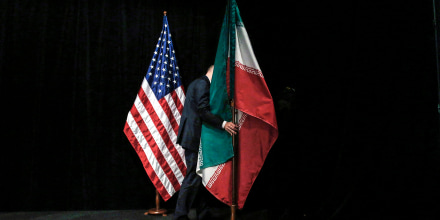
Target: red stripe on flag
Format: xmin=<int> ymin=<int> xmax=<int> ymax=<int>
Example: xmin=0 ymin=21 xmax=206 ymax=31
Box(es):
xmin=205 ymin=161 xmax=232 ymax=206
xmin=130 ymin=103 xmax=181 ymax=193
xmin=138 ymin=88 xmax=187 ymax=179
xmin=123 ymin=121 xmax=171 ymax=201
xmin=206 ymin=115 xmax=277 ymax=209
xmin=234 ymin=62 xmax=278 ymax=129
xmin=158 ymin=97 xmax=180 ymax=137
xmin=236 ymin=115 xmax=277 ymax=208
xmin=170 ymin=89 xmax=184 ymax=114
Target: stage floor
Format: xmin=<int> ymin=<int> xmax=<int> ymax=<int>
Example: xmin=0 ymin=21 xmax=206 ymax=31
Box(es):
xmin=0 ymin=210 xmax=161 ymax=220
xmin=0 ymin=208 xmax=277 ymax=220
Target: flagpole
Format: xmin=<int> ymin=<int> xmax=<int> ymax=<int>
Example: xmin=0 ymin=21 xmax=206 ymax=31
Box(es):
xmin=144 ymin=189 xmax=167 ymax=216
xmin=143 ymin=11 xmax=170 ymax=217
xmin=433 ymin=0 xmax=440 ymax=114
xmin=230 ymin=99 xmax=238 ymax=220
xmin=228 ymin=0 xmax=238 ymax=219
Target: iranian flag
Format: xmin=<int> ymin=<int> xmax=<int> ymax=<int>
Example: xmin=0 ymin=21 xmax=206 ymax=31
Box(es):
xmin=197 ymin=0 xmax=278 ymax=209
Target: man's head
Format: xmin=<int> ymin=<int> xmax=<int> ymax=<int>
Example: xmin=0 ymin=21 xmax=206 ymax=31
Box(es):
xmin=205 ymin=65 xmax=214 ymax=82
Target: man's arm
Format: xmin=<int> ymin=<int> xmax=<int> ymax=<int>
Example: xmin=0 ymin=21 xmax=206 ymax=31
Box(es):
xmin=195 ymin=78 xmax=238 ymax=135
xmin=195 ymin=79 xmax=224 ymax=129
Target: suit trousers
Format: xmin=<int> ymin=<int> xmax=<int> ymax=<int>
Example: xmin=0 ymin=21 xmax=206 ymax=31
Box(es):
xmin=173 ymin=149 xmax=211 ymax=220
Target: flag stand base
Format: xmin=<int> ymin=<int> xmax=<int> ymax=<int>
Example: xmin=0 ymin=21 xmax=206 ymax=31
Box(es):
xmin=144 ymin=208 xmax=167 ymax=216
xmin=144 ymin=190 xmax=167 ymax=216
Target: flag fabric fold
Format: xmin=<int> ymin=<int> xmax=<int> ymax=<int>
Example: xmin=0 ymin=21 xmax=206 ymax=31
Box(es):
xmin=124 ymin=13 xmax=186 ymax=201
xmin=198 ymin=2 xmax=235 ymax=169
xmin=197 ymin=0 xmax=278 ymax=209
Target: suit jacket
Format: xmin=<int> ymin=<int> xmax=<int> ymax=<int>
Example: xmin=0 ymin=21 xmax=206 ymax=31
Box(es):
xmin=176 ymin=75 xmax=223 ymax=152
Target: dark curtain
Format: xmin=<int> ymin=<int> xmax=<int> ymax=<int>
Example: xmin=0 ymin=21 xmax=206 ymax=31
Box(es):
xmin=1 ymin=0 xmax=440 ymax=219
xmin=0 ymin=0 xmax=225 ymax=211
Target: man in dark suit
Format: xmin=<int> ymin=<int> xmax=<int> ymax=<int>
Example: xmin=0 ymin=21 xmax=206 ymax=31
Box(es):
xmin=173 ymin=65 xmax=237 ymax=220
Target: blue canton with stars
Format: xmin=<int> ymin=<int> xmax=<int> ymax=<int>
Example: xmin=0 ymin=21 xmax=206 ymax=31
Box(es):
xmin=145 ymin=14 xmax=182 ymax=100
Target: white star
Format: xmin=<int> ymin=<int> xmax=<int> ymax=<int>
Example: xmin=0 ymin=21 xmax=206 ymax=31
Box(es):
xmin=173 ymin=80 xmax=177 ymax=84
xmin=165 ymin=54 xmax=168 ymax=57
xmin=176 ymin=66 xmax=179 ymax=70
xmin=166 ymin=84 xmax=170 ymax=87
xmin=158 ymin=89 xmax=162 ymax=93
xmin=167 ymin=41 xmax=171 ymax=44
xmin=156 ymin=44 xmax=159 ymax=47
xmin=156 ymin=67 xmax=160 ymax=71
xmin=154 ymin=51 xmax=157 ymax=54
xmin=161 ymin=75 xmax=165 ymax=78
xmin=148 ymin=72 xmax=152 ymax=76
xmin=170 ymin=64 xmax=173 ymax=67
xmin=165 ymin=24 xmax=167 ymax=27
xmin=160 ymin=82 xmax=163 ymax=86
xmin=172 ymin=50 xmax=175 ymax=53
xmin=152 ymin=58 xmax=156 ymax=62
xmin=171 ymin=57 xmax=174 ymax=60
xmin=154 ymin=81 xmax=157 ymax=85
xmin=164 ymin=61 xmax=167 ymax=64
xmin=155 ymin=74 xmax=159 ymax=78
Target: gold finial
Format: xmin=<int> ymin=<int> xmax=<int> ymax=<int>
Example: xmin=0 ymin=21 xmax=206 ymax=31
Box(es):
xmin=164 ymin=11 xmax=167 ymax=16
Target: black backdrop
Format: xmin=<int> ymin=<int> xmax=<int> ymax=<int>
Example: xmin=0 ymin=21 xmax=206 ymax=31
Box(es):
xmin=1 ymin=0 xmax=440 ymax=219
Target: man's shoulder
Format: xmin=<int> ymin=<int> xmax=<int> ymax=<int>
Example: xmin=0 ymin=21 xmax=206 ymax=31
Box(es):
xmin=188 ymin=75 xmax=209 ymax=89
xmin=194 ymin=75 xmax=209 ymax=83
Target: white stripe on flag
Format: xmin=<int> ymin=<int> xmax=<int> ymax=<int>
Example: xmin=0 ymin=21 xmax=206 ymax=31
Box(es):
xmin=142 ymin=80 xmax=178 ymax=140
xmin=235 ymin=25 xmax=261 ymax=72
xmin=164 ymin=93 xmax=181 ymax=135
xmin=164 ymin=87 xmax=186 ymax=170
xmin=175 ymin=86 xmax=186 ymax=110
xmin=126 ymin=112 xmax=176 ymax=196
xmin=138 ymin=80 xmax=185 ymax=184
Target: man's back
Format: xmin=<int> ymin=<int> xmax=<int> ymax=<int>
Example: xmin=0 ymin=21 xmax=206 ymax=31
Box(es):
xmin=177 ymin=75 xmax=213 ymax=151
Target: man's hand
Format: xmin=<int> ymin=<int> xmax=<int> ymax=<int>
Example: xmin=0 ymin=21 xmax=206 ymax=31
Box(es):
xmin=224 ymin=122 xmax=238 ymax=136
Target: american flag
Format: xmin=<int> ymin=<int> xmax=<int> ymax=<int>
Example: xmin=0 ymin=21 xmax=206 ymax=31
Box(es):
xmin=124 ymin=13 xmax=186 ymax=201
